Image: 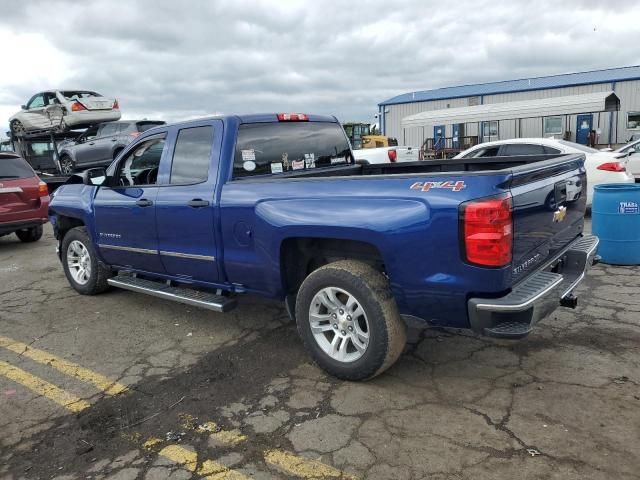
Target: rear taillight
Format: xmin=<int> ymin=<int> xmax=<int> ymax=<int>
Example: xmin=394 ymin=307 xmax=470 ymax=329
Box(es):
xmin=277 ymin=113 xmax=308 ymax=121
xmin=113 ymin=99 xmax=119 ymax=110
xmin=597 ymin=161 xmax=625 ymax=172
xmin=388 ymin=149 xmax=397 ymax=162
xmin=38 ymin=181 xmax=48 ymax=197
xmin=71 ymin=102 xmax=86 ymax=111
xmin=461 ymin=194 xmax=513 ymax=267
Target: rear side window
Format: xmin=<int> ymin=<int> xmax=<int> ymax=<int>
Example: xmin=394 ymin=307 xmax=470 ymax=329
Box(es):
xmin=99 ymin=123 xmax=120 ymax=137
xmin=543 ymin=146 xmax=561 ymax=154
xmin=502 ymin=144 xmax=546 ymax=155
xmin=233 ymin=122 xmax=352 ymax=178
xmin=137 ymin=121 xmax=165 ymax=132
xmin=0 ymin=156 xmax=34 ymax=179
xmin=170 ymin=126 xmax=213 ymax=184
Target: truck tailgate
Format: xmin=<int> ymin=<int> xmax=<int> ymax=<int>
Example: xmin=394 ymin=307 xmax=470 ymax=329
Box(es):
xmin=509 ymin=155 xmax=587 ymax=282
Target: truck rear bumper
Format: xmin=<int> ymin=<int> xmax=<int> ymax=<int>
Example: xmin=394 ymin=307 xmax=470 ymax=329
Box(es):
xmin=0 ymin=219 xmax=47 ymax=236
xmin=467 ymin=234 xmax=599 ymax=339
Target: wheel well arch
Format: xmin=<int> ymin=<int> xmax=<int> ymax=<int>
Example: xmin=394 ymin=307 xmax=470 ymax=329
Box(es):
xmin=280 ymin=237 xmax=385 ymax=295
xmin=54 ymin=215 xmax=85 ymax=242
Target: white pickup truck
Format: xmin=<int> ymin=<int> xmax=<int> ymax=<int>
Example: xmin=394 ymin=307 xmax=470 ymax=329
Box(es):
xmin=352 ymin=146 xmax=419 ymax=164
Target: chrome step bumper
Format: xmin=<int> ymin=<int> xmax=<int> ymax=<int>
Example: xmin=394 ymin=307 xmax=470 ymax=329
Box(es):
xmin=468 ymin=234 xmax=599 ymax=339
xmin=108 ymin=274 xmax=237 ymax=313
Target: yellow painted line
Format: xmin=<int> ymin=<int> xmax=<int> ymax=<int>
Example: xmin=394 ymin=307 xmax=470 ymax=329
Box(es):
xmin=158 ymin=444 xmax=249 ymax=480
xmin=0 ymin=360 xmax=90 ymax=413
xmin=143 ymin=437 xmax=163 ymax=450
xmin=182 ymin=417 xmax=248 ymax=447
xmin=210 ymin=428 xmax=247 ymax=446
xmin=264 ymin=449 xmax=356 ymax=479
xmin=0 ymin=335 xmax=127 ymax=395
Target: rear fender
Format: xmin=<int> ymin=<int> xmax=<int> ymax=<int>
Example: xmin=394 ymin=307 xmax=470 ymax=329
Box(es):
xmin=253 ymin=198 xmax=429 ymax=297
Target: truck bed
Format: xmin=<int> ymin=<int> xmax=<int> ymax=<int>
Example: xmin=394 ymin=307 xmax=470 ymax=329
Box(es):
xmin=231 ymin=154 xmax=574 ymax=180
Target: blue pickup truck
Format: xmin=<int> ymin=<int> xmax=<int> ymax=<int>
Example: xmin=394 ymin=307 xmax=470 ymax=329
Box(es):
xmin=49 ymin=113 xmax=598 ymax=380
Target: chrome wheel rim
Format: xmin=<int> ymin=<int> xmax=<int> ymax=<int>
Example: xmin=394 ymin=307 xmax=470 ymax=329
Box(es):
xmin=11 ymin=121 xmax=24 ymax=134
xmin=309 ymin=287 xmax=370 ymax=363
xmin=66 ymin=240 xmax=91 ymax=285
xmin=60 ymin=158 xmax=73 ymax=174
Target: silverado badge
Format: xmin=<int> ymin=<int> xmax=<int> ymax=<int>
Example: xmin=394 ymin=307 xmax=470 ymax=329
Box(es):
xmin=553 ymin=206 xmax=567 ymax=223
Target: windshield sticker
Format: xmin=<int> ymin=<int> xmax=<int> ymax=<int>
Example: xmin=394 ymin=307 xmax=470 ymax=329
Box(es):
xmin=282 ymin=153 xmax=290 ymax=171
xmin=291 ymin=159 xmax=305 ymax=170
xmin=270 ymin=162 xmax=283 ymax=174
xmin=619 ymin=201 xmax=639 ymax=214
xmin=331 ymin=157 xmax=346 ymax=165
xmin=243 ymin=160 xmax=256 ymax=172
xmin=241 ymin=149 xmax=256 ymax=162
xmin=304 ymin=153 xmax=315 ymax=168
xmin=410 ymin=180 xmax=466 ymax=192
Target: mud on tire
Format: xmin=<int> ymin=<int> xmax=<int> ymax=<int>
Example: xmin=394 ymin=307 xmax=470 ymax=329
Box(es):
xmin=295 ymin=260 xmax=407 ymax=381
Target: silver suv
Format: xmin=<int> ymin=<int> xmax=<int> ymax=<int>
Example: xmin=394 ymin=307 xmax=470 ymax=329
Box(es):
xmin=58 ymin=120 xmax=165 ymax=174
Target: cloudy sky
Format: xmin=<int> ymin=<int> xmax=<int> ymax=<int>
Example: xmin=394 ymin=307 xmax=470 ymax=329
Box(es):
xmin=1 ymin=0 xmax=640 ymax=134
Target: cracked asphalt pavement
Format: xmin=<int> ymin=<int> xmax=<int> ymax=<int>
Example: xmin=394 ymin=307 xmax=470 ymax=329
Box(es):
xmin=1 ymin=221 xmax=639 ymax=480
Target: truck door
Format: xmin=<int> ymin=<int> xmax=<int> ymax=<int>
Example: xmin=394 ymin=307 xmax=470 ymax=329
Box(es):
xmin=155 ymin=121 xmax=222 ymax=284
xmin=93 ymin=132 xmax=167 ymax=273
xmin=576 ymin=114 xmax=593 ymax=145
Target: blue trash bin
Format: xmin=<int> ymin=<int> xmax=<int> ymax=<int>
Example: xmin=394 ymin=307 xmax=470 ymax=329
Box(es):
xmin=592 ymin=183 xmax=640 ymax=265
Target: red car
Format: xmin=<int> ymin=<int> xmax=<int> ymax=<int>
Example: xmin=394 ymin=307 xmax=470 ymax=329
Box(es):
xmin=0 ymin=152 xmax=50 ymax=242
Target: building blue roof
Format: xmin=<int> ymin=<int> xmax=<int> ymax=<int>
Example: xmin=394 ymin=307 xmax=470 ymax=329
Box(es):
xmin=380 ymin=65 xmax=640 ymax=106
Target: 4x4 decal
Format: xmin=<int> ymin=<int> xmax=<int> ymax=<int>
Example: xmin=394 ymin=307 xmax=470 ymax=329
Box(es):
xmin=410 ymin=180 xmax=466 ymax=192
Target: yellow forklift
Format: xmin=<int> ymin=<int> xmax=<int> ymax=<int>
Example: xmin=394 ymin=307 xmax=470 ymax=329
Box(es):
xmin=343 ymin=122 xmax=398 ymax=149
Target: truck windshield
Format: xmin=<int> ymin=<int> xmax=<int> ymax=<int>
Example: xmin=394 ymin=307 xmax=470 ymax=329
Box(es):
xmin=233 ymin=122 xmax=352 ymax=178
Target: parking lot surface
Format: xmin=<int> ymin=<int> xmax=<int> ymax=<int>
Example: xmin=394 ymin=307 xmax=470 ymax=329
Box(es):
xmin=1 ymin=222 xmax=639 ymax=480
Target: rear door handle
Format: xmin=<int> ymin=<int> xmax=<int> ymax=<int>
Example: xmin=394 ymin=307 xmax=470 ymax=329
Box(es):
xmin=188 ymin=199 xmax=210 ymax=208
xmin=136 ymin=198 xmax=153 ymax=207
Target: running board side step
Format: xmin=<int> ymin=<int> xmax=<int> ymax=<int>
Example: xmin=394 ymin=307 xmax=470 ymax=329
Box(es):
xmin=107 ymin=274 xmax=237 ymax=313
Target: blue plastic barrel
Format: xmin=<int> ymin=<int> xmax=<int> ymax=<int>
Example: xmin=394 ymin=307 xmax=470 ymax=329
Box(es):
xmin=592 ymin=183 xmax=640 ymax=265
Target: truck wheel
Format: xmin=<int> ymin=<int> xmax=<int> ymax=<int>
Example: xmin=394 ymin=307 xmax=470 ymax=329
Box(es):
xmin=59 ymin=155 xmax=75 ymax=175
xmin=295 ymin=260 xmax=406 ymax=381
xmin=61 ymin=227 xmax=112 ymax=295
xmin=10 ymin=120 xmax=25 ymax=136
xmin=16 ymin=225 xmax=43 ymax=243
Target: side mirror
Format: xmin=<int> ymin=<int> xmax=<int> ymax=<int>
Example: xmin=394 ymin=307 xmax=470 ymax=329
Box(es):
xmin=21 ymin=105 xmax=26 ymax=110
xmin=81 ymin=167 xmax=108 ymax=186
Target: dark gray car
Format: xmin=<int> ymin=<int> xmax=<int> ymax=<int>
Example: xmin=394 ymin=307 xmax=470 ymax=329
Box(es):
xmin=58 ymin=120 xmax=165 ymax=174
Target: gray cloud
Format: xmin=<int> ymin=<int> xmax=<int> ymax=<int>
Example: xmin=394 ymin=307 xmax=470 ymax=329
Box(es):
xmin=1 ymin=0 xmax=640 ymax=132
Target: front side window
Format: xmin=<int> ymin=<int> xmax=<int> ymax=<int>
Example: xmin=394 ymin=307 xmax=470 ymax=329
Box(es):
xmin=79 ymin=125 xmax=100 ymax=142
xmin=464 ymin=146 xmax=500 ymax=158
xmin=233 ymin=122 xmax=352 ymax=178
xmin=544 ymin=116 xmax=563 ymax=135
xmin=118 ymin=137 xmax=166 ymax=186
xmin=482 ymin=121 xmax=499 ymax=142
xmin=27 ymin=94 xmax=45 ymax=109
xmin=170 ymin=126 xmax=213 ymax=184
xmin=627 ymin=112 xmax=640 ymax=130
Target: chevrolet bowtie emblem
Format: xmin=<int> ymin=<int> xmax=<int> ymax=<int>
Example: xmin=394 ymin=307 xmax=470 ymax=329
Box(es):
xmin=553 ymin=205 xmax=567 ymax=223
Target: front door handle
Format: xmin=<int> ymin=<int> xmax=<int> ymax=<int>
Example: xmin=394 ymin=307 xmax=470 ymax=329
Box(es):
xmin=136 ymin=198 xmax=153 ymax=207
xmin=89 ymin=142 xmax=95 ymax=145
xmin=188 ymin=199 xmax=210 ymax=208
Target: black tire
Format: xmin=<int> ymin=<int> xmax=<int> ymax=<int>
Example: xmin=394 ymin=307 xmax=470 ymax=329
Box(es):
xmin=59 ymin=155 xmax=75 ymax=175
xmin=15 ymin=225 xmax=43 ymax=243
xmin=61 ymin=227 xmax=112 ymax=295
xmin=10 ymin=120 xmax=25 ymax=136
xmin=295 ymin=260 xmax=407 ymax=381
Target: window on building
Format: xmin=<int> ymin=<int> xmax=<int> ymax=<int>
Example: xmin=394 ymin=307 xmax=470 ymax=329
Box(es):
xmin=543 ymin=116 xmax=563 ymax=135
xmin=482 ymin=121 xmax=498 ymax=142
xmin=627 ymin=112 xmax=640 ymax=130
